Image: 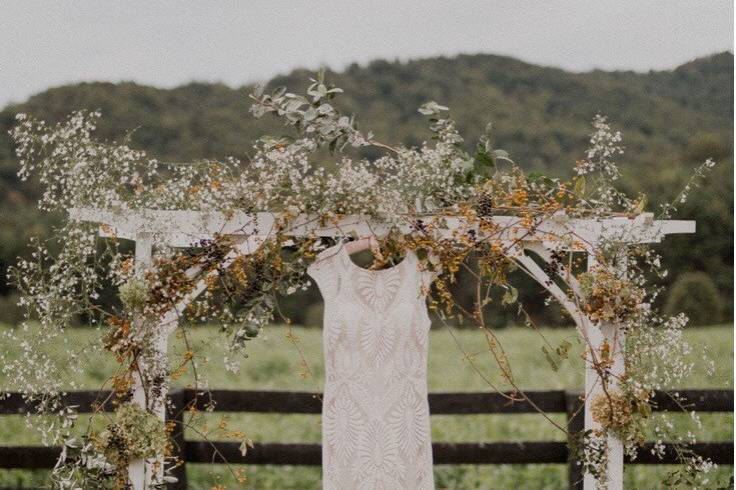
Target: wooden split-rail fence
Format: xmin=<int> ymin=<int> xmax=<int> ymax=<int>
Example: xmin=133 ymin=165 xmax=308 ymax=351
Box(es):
xmin=0 ymin=389 xmax=732 ymax=489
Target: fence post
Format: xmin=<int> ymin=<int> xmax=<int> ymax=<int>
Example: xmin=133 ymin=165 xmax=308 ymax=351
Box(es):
xmin=166 ymin=389 xmax=188 ymax=490
xmin=566 ymin=391 xmax=584 ymax=490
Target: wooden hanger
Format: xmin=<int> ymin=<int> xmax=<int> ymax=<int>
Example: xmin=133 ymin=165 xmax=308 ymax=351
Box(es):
xmin=343 ymin=236 xmax=382 ymax=258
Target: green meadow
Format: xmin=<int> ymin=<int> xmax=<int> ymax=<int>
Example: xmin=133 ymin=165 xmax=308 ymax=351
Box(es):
xmin=0 ymin=324 xmax=732 ymax=489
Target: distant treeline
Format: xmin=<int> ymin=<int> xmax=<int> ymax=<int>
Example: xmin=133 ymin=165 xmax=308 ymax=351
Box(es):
xmin=0 ymin=52 xmax=732 ymax=326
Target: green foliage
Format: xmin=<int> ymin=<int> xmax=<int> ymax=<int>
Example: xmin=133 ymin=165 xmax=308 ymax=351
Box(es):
xmin=665 ymin=272 xmax=724 ymax=326
xmin=542 ymin=340 xmax=572 ymax=372
xmin=0 ymin=52 xmax=732 ymax=326
xmin=98 ymin=403 xmax=169 ymax=464
xmin=118 ymin=279 xmax=149 ymax=311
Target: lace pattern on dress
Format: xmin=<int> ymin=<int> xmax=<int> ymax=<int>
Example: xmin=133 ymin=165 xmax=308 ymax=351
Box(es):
xmin=308 ymin=243 xmax=435 ymax=490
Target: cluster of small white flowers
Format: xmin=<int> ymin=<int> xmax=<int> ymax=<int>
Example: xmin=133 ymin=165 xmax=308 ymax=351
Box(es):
xmin=626 ymin=312 xmax=692 ymax=390
xmin=7 ymin=87 xmax=485 ymax=228
xmin=686 ymin=454 xmax=717 ymax=486
xmin=230 ymin=138 xmax=320 ymax=212
xmin=580 ymin=177 xmax=722 ymax=485
xmin=52 ymin=439 xmax=116 ymax=489
xmin=573 ymin=114 xmax=635 ymax=212
xmin=576 ymin=114 xmax=624 ymax=179
xmin=651 ymin=437 xmax=667 ymax=459
xmin=322 ymin=158 xmax=393 ymax=215
xmin=660 ymin=158 xmax=717 ymax=218
xmin=11 ymin=111 xmax=156 ymax=212
xmin=383 ymin=123 xmax=474 ymax=210
xmin=580 ymin=432 xmax=609 ymax=489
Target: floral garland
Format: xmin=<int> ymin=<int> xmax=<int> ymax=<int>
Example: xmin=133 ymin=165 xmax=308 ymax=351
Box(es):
xmin=2 ymin=71 xmax=721 ymax=489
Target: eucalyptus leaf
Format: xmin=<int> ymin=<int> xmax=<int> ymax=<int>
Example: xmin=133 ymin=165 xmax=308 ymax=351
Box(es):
xmin=418 ymin=101 xmax=449 ymax=116
xmin=304 ymin=107 xmax=317 ymax=121
xmin=574 ymin=175 xmax=586 ymax=195
xmin=542 ymin=346 xmax=559 ymax=371
xmin=502 ymin=286 xmax=518 ymax=305
xmin=633 ymin=194 xmax=648 ymax=214
xmin=493 ymin=149 xmax=513 ymax=163
xmin=475 ymin=145 xmax=495 ymax=168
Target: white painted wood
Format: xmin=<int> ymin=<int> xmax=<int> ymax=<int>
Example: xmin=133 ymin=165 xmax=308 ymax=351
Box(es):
xmin=129 ymin=235 xmax=152 ymax=490
xmin=583 ymin=253 xmax=627 ymax=490
xmin=70 ymin=206 xmax=693 ymax=489
xmin=127 ymin=235 xmax=262 ymax=489
xmin=68 ymin=208 xmax=694 ymax=250
xmin=514 ymin=243 xmax=628 ymax=489
xmin=513 ymin=252 xmax=587 ymax=334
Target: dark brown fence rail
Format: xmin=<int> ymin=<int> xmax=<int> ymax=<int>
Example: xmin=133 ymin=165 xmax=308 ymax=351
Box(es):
xmin=0 ymin=389 xmax=731 ymax=489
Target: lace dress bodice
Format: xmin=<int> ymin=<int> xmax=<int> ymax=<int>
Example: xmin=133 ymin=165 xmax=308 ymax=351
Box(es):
xmin=308 ymin=244 xmax=435 ymax=490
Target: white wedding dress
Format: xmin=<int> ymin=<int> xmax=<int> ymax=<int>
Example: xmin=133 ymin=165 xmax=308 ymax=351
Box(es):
xmin=308 ymin=244 xmax=435 ymax=490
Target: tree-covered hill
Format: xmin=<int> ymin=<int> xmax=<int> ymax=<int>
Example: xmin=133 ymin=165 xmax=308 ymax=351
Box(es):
xmin=0 ymin=52 xmax=732 ymax=324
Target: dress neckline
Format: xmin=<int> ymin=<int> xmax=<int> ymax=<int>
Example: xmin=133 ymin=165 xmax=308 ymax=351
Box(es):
xmin=338 ymin=243 xmax=413 ymax=275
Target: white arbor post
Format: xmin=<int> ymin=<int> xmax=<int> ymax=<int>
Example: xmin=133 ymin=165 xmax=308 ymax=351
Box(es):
xmin=129 ymin=233 xmax=157 ymax=489
xmin=582 ymin=252 xmax=627 ymax=490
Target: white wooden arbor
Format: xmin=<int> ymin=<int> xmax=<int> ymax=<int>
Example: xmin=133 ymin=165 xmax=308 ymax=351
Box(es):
xmin=69 ymin=207 xmax=694 ymax=490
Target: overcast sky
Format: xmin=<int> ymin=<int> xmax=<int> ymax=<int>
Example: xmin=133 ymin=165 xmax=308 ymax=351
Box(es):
xmin=1 ymin=1 xmax=733 ymax=109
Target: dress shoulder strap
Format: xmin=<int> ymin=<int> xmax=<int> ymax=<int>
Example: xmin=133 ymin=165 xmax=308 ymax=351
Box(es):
xmin=306 ymin=244 xmax=343 ymax=301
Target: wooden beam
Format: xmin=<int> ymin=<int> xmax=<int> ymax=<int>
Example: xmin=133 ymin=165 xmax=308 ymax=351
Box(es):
xmin=583 ymin=253 xmax=627 ymax=490
xmin=68 ymin=208 xmax=695 ymax=249
xmin=184 ymin=389 xmax=568 ymax=414
xmin=1 ymin=441 xmax=730 ymax=469
xmin=0 ymin=389 xmax=728 ymax=415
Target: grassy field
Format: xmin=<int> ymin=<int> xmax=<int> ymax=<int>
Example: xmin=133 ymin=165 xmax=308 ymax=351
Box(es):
xmin=0 ymin=323 xmax=732 ymax=489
